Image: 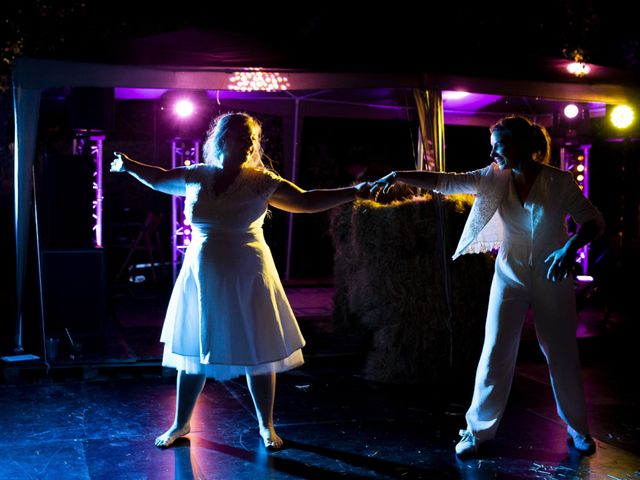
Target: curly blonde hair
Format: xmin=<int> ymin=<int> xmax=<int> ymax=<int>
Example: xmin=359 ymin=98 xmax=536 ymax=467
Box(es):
xmin=202 ymin=112 xmax=265 ymax=168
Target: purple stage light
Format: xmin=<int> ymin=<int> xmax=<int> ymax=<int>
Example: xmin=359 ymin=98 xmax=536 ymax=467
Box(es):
xmin=114 ymin=88 xmax=168 ymax=100
xmin=441 ymin=92 xmax=504 ymax=113
xmin=442 ymin=91 xmax=470 ymax=100
xmin=174 ymin=99 xmax=195 ymax=118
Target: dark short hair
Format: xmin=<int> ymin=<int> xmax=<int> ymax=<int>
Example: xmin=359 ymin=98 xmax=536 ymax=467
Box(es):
xmin=491 ymin=115 xmax=551 ymax=164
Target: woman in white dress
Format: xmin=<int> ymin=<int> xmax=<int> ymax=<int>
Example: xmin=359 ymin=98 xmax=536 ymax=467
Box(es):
xmin=370 ymin=115 xmax=604 ymax=457
xmin=110 ymin=112 xmax=370 ymax=449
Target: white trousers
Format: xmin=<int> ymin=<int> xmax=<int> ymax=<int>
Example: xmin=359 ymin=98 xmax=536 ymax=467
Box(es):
xmin=465 ymin=249 xmax=590 ymax=441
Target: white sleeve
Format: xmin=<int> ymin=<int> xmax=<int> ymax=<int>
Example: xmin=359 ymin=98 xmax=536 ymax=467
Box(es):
xmin=433 ymin=167 xmax=485 ymax=195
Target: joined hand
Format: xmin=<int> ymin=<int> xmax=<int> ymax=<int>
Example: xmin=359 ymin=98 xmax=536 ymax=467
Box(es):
xmin=354 ymin=181 xmax=374 ymax=199
xmin=370 ymin=171 xmax=398 ymax=196
xmin=110 ymin=151 xmax=129 ymax=173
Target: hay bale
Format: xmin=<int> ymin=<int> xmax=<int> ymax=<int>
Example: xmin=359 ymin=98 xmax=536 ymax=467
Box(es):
xmin=329 ymin=194 xmax=494 ymax=386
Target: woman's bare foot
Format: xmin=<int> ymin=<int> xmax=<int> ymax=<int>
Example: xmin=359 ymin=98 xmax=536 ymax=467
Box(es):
xmin=155 ymin=423 xmax=191 ymax=448
xmin=259 ymin=424 xmax=283 ymax=450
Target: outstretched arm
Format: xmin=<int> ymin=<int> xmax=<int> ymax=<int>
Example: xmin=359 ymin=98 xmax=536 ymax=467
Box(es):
xmin=370 ymin=170 xmax=439 ymax=194
xmin=110 ymin=152 xmax=187 ymax=196
xmin=269 ymin=179 xmax=370 ymax=213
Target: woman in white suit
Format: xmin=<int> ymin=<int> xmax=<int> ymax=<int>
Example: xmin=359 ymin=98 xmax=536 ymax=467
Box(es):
xmin=371 ymin=115 xmax=604 ymax=457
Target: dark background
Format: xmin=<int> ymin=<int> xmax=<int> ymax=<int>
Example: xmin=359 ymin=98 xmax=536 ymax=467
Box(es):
xmin=2 ymin=1 xmax=639 ymax=355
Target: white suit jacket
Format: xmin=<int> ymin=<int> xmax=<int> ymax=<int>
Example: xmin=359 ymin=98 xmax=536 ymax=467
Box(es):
xmin=433 ymin=163 xmax=605 ymax=260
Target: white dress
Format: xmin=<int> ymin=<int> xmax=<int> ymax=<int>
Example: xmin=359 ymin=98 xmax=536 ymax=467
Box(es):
xmin=160 ymin=164 xmax=305 ymax=381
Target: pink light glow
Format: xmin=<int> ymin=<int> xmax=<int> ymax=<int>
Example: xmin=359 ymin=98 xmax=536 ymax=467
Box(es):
xmin=442 ymin=91 xmax=470 ymax=100
xmin=174 ymin=99 xmax=195 ymax=117
xmin=441 ymin=93 xmax=504 ymax=111
xmin=115 ymin=88 xmax=168 ymax=100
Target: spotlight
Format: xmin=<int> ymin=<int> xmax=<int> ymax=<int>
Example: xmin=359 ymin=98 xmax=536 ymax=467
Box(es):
xmin=174 ymin=99 xmax=195 ymax=118
xmin=564 ymin=104 xmax=580 ymax=119
xmin=567 ymin=62 xmax=591 ymax=77
xmin=610 ymin=105 xmax=635 ymax=129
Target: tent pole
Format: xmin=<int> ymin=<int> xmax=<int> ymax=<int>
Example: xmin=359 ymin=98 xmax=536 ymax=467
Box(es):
xmin=13 ymin=84 xmax=42 ymax=356
xmin=171 ymin=140 xmax=178 ymax=282
xmin=414 ymin=89 xmax=454 ymax=369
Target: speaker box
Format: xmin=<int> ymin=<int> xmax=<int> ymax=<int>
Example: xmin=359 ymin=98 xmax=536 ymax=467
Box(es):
xmin=69 ymin=87 xmax=114 ymax=131
xmin=40 ymin=153 xmax=95 ymax=249
xmin=42 ymin=249 xmax=106 ymax=337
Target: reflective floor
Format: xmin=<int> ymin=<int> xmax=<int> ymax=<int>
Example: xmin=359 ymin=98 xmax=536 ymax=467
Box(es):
xmin=1 ymin=353 xmax=639 ymax=479
xmin=1 ymin=289 xmax=638 ymax=479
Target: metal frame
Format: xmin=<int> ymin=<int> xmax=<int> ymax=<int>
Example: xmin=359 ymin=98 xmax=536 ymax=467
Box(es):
xmin=72 ymin=130 xmax=105 ymax=248
xmin=560 ymin=143 xmax=592 ymax=275
xmin=171 ymin=138 xmax=201 ymax=281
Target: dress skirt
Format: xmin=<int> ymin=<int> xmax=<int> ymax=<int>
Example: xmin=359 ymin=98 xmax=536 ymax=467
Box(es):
xmin=159 ymin=228 xmax=305 ymax=381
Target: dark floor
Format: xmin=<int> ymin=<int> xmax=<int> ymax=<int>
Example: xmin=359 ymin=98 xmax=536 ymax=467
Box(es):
xmin=1 ymin=286 xmax=639 ymax=479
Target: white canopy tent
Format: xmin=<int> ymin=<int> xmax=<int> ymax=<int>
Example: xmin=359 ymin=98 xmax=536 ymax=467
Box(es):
xmin=12 ymin=55 xmax=638 ymax=353
xmin=12 ymin=56 xmax=429 ymax=353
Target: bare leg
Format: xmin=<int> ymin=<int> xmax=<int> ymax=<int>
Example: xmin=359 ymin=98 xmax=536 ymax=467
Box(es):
xmin=246 ymin=372 xmax=283 ymax=449
xmin=155 ymin=370 xmax=206 ymax=447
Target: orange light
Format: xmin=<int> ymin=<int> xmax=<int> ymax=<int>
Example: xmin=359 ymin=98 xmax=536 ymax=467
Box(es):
xmin=567 ymin=62 xmax=591 ymax=77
